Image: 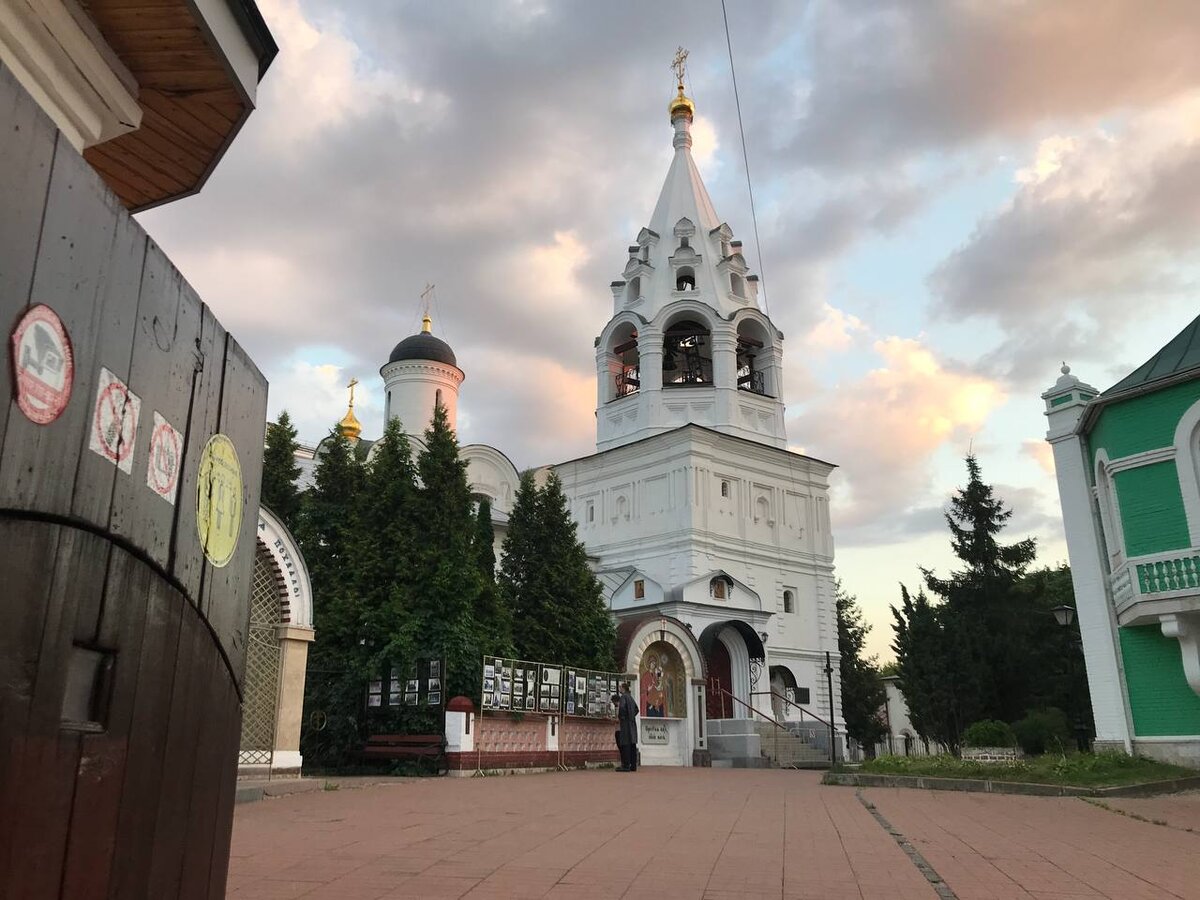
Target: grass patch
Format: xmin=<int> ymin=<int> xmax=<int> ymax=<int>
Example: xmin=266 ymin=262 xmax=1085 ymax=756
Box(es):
xmin=856 ymin=751 xmax=1197 ymax=787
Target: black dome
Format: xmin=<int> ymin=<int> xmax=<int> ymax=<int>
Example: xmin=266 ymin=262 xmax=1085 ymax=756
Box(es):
xmin=387 ymin=332 xmax=457 ymax=367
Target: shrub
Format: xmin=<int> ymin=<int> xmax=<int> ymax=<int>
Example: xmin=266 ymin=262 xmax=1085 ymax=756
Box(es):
xmin=963 ymin=719 xmax=1016 ymax=748
xmin=1012 ymin=708 xmax=1071 ymax=755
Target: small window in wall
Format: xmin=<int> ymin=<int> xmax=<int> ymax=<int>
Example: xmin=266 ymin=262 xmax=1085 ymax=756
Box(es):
xmin=731 ymin=273 xmax=745 ymax=298
xmin=634 ymin=579 xmax=645 ymax=599
xmin=720 ymin=480 xmax=729 ymax=498
xmin=783 ymin=590 xmax=794 ymax=614
xmin=710 ymin=577 xmax=729 ymax=600
xmin=435 ymin=388 xmax=443 ymax=407
xmin=676 ymin=266 xmax=696 ymax=291
xmin=586 ymin=501 xmax=595 ymax=523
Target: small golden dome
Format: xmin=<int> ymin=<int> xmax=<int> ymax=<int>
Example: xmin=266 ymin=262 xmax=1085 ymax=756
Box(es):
xmin=338 ymin=406 xmax=362 ymax=441
xmin=421 ymin=313 xmax=432 ymax=334
xmin=338 ymin=377 xmax=362 ymax=441
xmin=669 ymin=84 xmax=694 ymax=121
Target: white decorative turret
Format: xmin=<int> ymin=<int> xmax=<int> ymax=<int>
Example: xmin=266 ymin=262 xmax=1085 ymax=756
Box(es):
xmin=381 ymin=313 xmax=464 ymax=434
xmin=595 ymin=50 xmax=785 ymax=452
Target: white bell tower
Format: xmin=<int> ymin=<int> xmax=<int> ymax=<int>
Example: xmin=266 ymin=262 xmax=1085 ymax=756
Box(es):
xmin=594 ymin=55 xmax=786 ymax=452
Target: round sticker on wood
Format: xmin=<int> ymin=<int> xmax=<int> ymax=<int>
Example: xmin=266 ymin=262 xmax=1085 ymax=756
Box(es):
xmin=196 ymin=433 xmax=242 ymax=568
xmin=10 ymin=304 xmax=74 ymax=424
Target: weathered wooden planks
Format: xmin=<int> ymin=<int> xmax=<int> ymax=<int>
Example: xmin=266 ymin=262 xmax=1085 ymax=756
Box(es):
xmin=0 ymin=55 xmax=266 ymax=900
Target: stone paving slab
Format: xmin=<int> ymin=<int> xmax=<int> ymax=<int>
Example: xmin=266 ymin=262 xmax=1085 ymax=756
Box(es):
xmin=1098 ymin=789 xmax=1200 ymax=833
xmin=864 ymin=786 xmax=1200 ymax=899
xmin=225 ymin=769 xmax=938 ymax=899
xmin=226 ymin=769 xmax=1200 ymax=899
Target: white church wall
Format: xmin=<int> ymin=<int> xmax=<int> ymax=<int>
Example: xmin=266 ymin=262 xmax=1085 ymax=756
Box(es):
xmin=557 ymin=425 xmax=839 ymax=681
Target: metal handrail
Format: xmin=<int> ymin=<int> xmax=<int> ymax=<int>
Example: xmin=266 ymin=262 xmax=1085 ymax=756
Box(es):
xmin=710 ymin=685 xmax=791 ymax=732
xmin=750 ymin=689 xmax=833 ymax=729
xmin=709 ymin=685 xmax=833 ymax=768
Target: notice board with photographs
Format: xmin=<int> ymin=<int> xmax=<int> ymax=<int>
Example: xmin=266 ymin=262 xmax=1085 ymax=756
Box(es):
xmin=481 ymin=656 xmax=565 ymax=714
xmin=481 ymin=656 xmax=621 ymax=718
xmin=367 ymin=657 xmax=445 ymax=709
xmin=563 ymin=667 xmax=621 ymax=718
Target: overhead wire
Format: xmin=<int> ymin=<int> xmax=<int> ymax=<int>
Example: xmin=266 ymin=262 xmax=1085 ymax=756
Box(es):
xmin=720 ymin=0 xmax=769 ymax=316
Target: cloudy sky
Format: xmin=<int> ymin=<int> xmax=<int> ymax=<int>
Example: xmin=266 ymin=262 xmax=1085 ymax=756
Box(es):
xmin=139 ymin=0 xmax=1200 ymax=659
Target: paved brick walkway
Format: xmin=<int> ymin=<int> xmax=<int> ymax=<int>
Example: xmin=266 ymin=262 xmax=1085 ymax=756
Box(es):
xmin=224 ymin=770 xmax=1200 ymax=899
xmin=1102 ymin=789 xmax=1200 ymax=834
xmin=225 ymin=770 xmax=935 ymax=899
xmin=865 ymin=786 xmax=1200 ymax=899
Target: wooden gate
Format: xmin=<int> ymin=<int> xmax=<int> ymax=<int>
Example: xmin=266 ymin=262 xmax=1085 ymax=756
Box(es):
xmin=0 ymin=63 xmax=266 ymax=898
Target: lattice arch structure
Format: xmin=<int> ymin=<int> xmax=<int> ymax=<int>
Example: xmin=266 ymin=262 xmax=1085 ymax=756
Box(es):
xmin=239 ymin=541 xmax=286 ymax=767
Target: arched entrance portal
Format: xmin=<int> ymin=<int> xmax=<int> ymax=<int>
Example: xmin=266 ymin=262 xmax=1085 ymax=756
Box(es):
xmin=769 ymin=665 xmax=799 ymax=720
xmin=617 ymin=615 xmax=707 ymax=766
xmin=239 ymin=506 xmax=315 ymax=777
xmin=699 ymin=621 xmax=766 ymax=719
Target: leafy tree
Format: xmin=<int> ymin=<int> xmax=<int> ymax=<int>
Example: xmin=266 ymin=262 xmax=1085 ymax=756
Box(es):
xmin=501 ymin=472 xmax=615 ymax=670
xmin=261 ymin=411 xmax=302 ymax=528
xmin=836 ymin=582 xmax=887 ymax=752
xmin=1018 ymin=565 xmax=1092 ymax=733
xmin=412 ymin=402 xmax=483 ymax=699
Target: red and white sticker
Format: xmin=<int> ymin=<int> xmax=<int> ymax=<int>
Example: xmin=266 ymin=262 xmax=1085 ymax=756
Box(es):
xmin=10 ymin=304 xmax=74 ymax=424
xmin=89 ymin=367 xmax=141 ymax=473
xmin=146 ymin=411 xmax=182 ymax=504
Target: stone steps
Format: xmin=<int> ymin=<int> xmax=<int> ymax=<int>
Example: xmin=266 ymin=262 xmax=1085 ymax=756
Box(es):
xmin=754 ymin=721 xmax=832 ymax=769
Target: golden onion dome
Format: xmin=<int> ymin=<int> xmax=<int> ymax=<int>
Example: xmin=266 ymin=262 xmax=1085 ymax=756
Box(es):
xmin=338 ymin=406 xmax=362 ymax=442
xmin=669 ymin=84 xmax=694 ymax=121
xmin=338 ymin=377 xmax=362 ymax=441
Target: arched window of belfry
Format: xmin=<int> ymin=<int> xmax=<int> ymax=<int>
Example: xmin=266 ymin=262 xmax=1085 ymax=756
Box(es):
xmin=663 ymin=318 xmax=713 ymax=386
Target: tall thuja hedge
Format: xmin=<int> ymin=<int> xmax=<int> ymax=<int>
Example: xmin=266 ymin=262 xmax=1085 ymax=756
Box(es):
xmin=296 ymin=425 xmax=366 ymax=764
xmin=502 ymin=471 xmax=615 ymax=670
xmin=413 ymin=402 xmax=484 ymax=699
xmin=352 ymin=417 xmax=421 ymax=730
xmin=261 ymin=410 xmax=302 ymax=529
xmin=473 ymin=496 xmax=513 ymax=659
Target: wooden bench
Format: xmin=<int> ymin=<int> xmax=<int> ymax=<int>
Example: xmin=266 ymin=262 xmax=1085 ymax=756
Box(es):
xmin=362 ymin=734 xmax=447 ymax=775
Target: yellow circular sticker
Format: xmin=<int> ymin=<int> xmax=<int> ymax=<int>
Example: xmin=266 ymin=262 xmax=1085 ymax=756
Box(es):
xmin=196 ymin=433 xmax=243 ymax=568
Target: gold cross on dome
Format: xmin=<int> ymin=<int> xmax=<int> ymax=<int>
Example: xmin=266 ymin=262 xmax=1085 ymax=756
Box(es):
xmin=671 ymin=46 xmax=689 ymax=87
xmin=347 ymin=377 xmax=359 ymax=407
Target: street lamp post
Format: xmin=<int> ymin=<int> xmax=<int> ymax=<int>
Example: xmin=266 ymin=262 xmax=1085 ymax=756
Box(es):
xmin=823 ymin=651 xmax=836 ymax=763
xmin=1050 ymin=605 xmax=1091 ymax=753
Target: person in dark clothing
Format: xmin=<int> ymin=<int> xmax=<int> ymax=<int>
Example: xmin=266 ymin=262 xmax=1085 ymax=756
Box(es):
xmin=615 ymin=681 xmax=638 ymax=771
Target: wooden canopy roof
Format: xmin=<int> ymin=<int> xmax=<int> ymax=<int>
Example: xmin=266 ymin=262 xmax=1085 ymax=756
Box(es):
xmin=80 ymin=0 xmax=277 ymax=210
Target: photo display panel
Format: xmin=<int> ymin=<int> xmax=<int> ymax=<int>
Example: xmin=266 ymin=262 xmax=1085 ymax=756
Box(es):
xmin=482 ymin=656 xmax=552 ymax=713
xmin=562 ymin=667 xmax=621 ymax=718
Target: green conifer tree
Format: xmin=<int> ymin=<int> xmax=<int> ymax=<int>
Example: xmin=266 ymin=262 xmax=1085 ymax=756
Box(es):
xmin=413 ymin=402 xmax=483 ymax=699
xmin=921 ymin=455 xmax=1039 ymax=725
xmin=472 ymin=497 xmax=513 ymax=657
xmin=502 ymin=472 xmax=615 ymax=670
xmin=835 ymin=582 xmax=887 ymax=752
xmin=891 ymin=585 xmax=962 ymax=753
xmin=295 ymin=425 xmax=366 ymax=763
xmin=353 ymin=417 xmax=420 ymax=682
xmin=261 ymin=411 xmax=302 ymax=528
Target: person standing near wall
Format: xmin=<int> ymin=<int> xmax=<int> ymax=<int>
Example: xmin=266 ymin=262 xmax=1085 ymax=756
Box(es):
xmin=616 ymin=682 xmax=639 ymax=771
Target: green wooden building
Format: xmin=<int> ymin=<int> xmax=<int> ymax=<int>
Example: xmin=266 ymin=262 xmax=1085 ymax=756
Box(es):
xmin=1045 ymin=314 xmax=1200 ymax=765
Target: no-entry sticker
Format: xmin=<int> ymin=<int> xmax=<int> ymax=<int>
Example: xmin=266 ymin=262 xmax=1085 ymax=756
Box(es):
xmin=89 ymin=367 xmax=141 ymax=473
xmin=10 ymin=304 xmax=74 ymax=424
xmin=146 ymin=411 xmax=182 ymax=504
